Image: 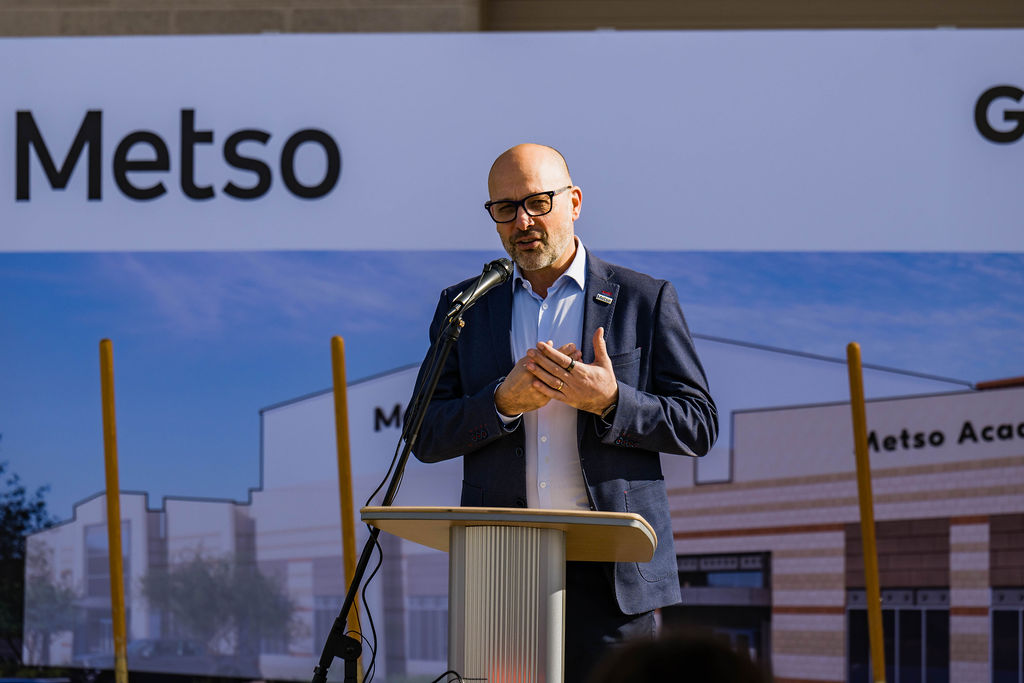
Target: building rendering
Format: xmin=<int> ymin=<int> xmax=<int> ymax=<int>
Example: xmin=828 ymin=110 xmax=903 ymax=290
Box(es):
xmin=24 ymin=338 xmax=1022 ymax=682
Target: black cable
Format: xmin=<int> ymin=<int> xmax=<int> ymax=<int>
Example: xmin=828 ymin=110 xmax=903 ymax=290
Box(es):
xmin=367 ymin=297 xmax=454 ymax=507
xmin=365 ymin=347 xmax=432 ymax=507
xmin=333 ymin=526 xmax=383 ymax=683
xmin=359 ymin=526 xmax=384 ymax=682
xmin=428 ymin=671 xmax=468 ymax=683
xmin=351 ymin=332 xmax=443 ymax=681
xmin=355 ymin=314 xmax=449 ymax=676
xmin=366 ymin=436 xmax=403 ymax=506
xmin=333 ymin=307 xmax=462 ymax=683
xmin=342 ymin=629 xmax=375 ymax=679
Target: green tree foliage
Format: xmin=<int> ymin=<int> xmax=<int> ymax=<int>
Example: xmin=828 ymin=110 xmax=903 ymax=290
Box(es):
xmin=141 ymin=552 xmax=296 ymax=658
xmin=23 ymin=546 xmax=78 ymax=666
xmin=0 ymin=455 xmax=58 ymax=664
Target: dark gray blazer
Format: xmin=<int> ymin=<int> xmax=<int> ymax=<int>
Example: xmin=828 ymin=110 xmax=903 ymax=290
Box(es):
xmin=411 ymin=252 xmax=718 ymax=615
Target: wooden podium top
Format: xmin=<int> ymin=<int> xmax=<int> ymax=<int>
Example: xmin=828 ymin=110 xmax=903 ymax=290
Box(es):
xmin=361 ymin=506 xmax=657 ymax=563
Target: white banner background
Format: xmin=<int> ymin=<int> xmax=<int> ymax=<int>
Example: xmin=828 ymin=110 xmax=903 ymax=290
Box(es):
xmin=3 ymin=29 xmax=1022 ymax=253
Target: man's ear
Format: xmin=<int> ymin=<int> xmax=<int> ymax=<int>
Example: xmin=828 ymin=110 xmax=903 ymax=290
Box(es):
xmin=570 ymin=186 xmax=582 ymax=220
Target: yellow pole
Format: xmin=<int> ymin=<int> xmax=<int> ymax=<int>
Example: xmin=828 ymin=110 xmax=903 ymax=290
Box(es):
xmin=331 ymin=336 xmax=362 ymax=680
xmin=99 ymin=339 xmax=129 ymax=683
xmin=847 ymin=342 xmax=886 ymax=683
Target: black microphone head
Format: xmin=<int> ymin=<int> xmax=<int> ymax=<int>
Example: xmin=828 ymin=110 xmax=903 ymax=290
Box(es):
xmin=446 ymin=258 xmax=515 ymax=320
xmin=488 ymin=258 xmax=514 ymax=282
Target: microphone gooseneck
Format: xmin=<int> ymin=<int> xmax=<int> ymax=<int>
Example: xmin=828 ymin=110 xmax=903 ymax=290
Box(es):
xmin=445 ymin=258 xmax=513 ymax=319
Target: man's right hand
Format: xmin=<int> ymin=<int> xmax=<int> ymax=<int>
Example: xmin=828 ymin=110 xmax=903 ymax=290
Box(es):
xmin=495 ymin=342 xmax=581 ymax=417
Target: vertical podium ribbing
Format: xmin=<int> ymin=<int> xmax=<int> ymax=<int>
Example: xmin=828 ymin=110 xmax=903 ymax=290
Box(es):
xmin=449 ymin=525 xmax=566 ymax=682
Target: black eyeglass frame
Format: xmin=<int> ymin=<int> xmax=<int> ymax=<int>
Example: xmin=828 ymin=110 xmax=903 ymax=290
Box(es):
xmin=483 ymin=185 xmax=573 ymax=223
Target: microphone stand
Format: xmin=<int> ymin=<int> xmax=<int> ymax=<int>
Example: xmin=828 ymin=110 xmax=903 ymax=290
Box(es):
xmin=312 ymin=312 xmax=467 ymax=683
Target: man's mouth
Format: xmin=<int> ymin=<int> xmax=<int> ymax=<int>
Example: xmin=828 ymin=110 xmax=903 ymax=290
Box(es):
xmin=515 ymin=235 xmax=544 ymax=249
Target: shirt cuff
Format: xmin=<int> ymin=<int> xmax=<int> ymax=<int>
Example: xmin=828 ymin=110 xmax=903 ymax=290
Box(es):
xmin=497 ymin=410 xmax=522 ymax=429
xmin=493 ymin=381 xmax=522 ymax=430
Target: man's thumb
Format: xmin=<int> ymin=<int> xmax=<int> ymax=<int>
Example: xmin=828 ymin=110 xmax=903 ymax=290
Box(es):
xmin=594 ymin=327 xmax=611 ymax=365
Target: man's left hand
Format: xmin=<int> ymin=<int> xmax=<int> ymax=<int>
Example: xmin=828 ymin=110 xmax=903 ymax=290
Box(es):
xmin=525 ymin=327 xmax=619 ymax=415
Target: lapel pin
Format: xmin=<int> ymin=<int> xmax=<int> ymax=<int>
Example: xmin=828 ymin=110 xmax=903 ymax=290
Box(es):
xmin=594 ymin=291 xmax=614 ymax=305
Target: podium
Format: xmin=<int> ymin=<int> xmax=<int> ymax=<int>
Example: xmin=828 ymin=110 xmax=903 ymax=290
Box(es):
xmin=361 ymin=506 xmax=658 ymax=683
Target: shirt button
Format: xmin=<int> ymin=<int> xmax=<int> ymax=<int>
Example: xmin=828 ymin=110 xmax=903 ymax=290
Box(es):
xmin=542 ymin=303 xmax=548 ymax=310
xmin=540 ymin=482 xmax=547 ymax=489
xmin=540 ymin=435 xmax=548 ymax=443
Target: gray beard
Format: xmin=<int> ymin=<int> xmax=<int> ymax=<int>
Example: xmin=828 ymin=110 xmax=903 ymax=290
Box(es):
xmin=510 ymin=249 xmax=556 ymax=272
xmin=505 ymin=234 xmax=572 ymax=273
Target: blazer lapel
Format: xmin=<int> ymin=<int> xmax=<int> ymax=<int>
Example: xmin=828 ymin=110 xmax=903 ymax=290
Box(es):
xmin=579 ymin=256 xmax=619 ymax=444
xmin=581 ymin=259 xmax=619 ymax=364
xmin=485 ymin=277 xmax=515 ymax=373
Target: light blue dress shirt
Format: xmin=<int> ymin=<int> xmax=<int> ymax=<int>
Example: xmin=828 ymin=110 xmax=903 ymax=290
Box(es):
xmin=506 ymin=240 xmax=590 ymax=510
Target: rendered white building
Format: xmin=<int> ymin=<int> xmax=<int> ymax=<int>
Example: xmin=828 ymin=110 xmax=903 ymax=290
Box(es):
xmin=26 ymin=336 xmax=989 ymax=682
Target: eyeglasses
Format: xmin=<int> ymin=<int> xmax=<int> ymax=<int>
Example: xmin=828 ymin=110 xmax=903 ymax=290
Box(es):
xmin=484 ymin=185 xmax=572 ymax=223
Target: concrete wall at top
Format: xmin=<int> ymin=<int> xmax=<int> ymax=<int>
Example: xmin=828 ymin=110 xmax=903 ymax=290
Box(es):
xmin=0 ymin=0 xmax=483 ymax=37
xmin=1 ymin=0 xmax=1022 ymax=38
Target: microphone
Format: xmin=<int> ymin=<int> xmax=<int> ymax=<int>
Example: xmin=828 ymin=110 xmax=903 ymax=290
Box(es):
xmin=446 ymin=258 xmax=513 ymax=319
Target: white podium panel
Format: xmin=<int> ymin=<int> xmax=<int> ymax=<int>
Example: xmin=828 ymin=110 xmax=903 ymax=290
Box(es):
xmin=449 ymin=525 xmax=565 ymax=683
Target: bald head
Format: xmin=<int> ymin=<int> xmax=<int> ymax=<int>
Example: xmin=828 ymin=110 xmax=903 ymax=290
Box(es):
xmin=488 ymin=144 xmax=572 ymax=198
xmin=486 ymin=143 xmax=582 ymax=289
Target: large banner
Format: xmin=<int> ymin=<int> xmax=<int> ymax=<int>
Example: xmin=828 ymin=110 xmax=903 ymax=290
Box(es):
xmin=3 ymin=30 xmax=1023 ymax=252
xmin=5 ymin=29 xmax=1023 ymax=682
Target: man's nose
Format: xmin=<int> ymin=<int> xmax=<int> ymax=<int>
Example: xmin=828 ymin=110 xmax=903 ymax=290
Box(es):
xmin=514 ymin=205 xmax=534 ymax=229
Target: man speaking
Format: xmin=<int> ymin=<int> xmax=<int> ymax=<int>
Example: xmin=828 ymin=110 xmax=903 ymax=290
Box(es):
xmin=411 ymin=143 xmax=718 ymax=683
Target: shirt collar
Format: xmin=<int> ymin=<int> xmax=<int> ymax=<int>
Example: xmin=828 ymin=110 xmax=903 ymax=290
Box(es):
xmin=514 ymin=237 xmax=587 ymax=295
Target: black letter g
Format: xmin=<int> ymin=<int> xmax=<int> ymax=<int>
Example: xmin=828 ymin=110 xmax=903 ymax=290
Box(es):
xmin=975 ymin=85 xmax=1024 ymax=143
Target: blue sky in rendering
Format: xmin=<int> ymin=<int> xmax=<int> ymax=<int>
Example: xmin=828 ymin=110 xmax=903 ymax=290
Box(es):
xmin=2 ymin=250 xmax=1022 ymax=519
